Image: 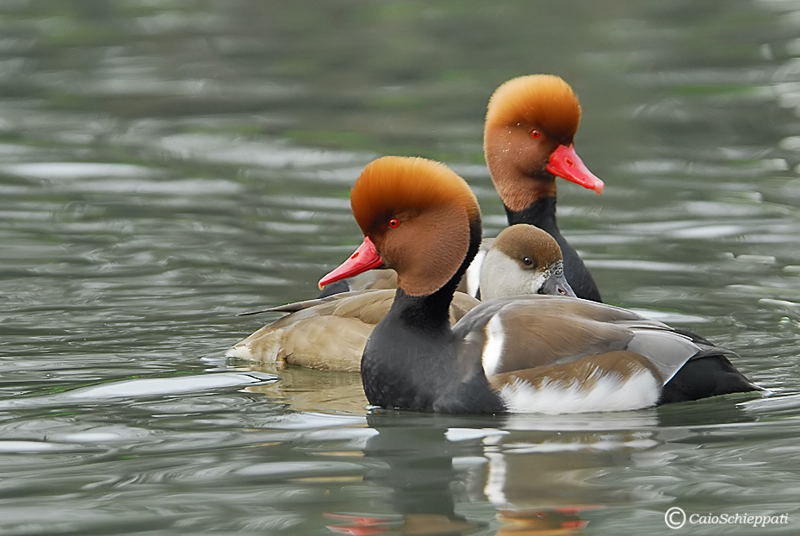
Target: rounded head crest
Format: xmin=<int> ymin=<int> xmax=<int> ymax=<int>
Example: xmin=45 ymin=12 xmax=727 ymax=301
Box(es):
xmin=351 ymin=156 xmax=480 ymax=234
xmin=485 ymin=75 xmax=581 ymax=145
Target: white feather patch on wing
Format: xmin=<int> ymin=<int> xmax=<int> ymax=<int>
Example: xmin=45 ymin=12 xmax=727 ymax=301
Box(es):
xmin=497 ymin=369 xmax=660 ymax=414
xmin=466 ymin=248 xmax=487 ymax=298
xmin=481 ymin=314 xmax=505 ymax=377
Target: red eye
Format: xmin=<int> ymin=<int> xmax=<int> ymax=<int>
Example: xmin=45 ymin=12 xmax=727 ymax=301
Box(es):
xmin=531 ymin=130 xmax=541 ymax=139
xmin=388 ymin=218 xmax=399 ymax=229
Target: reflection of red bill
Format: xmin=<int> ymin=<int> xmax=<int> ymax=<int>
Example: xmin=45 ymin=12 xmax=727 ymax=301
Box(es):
xmin=552 ymin=506 xmax=601 ymax=515
xmin=497 ymin=506 xmax=598 ymax=533
xmin=325 ymin=512 xmax=480 ymax=535
xmin=326 ymin=526 xmax=386 ymax=536
xmin=324 ymin=512 xmax=389 ymax=536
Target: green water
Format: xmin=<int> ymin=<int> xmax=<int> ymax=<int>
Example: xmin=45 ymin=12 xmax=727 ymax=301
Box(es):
xmin=2 ymin=1 xmax=800 ymax=534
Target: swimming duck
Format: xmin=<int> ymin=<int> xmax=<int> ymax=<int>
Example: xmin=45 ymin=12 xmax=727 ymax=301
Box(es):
xmin=481 ymin=74 xmax=603 ymax=301
xmin=320 ymin=74 xmax=604 ymax=301
xmin=227 ymin=225 xmax=574 ymax=371
xmin=319 ymin=156 xmax=758 ymax=414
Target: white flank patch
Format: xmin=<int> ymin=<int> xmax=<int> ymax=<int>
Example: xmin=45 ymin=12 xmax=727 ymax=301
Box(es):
xmin=466 ymin=249 xmax=487 ymax=298
xmin=498 ymin=369 xmax=660 ymax=414
xmin=481 ymin=315 xmax=505 ymax=376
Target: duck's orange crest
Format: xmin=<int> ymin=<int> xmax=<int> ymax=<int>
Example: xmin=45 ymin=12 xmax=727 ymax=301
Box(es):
xmin=486 ymin=75 xmax=581 ymax=144
xmin=350 ymin=156 xmax=480 ymax=234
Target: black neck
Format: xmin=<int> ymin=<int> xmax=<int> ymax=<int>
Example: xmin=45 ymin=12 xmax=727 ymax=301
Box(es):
xmin=504 ymin=196 xmax=559 ymax=235
xmin=391 ymin=218 xmax=483 ymax=334
xmin=362 ymin=216 xmax=506 ymax=413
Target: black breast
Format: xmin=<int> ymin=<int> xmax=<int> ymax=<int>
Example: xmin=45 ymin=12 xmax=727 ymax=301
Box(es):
xmin=361 ymin=308 xmax=505 ymax=414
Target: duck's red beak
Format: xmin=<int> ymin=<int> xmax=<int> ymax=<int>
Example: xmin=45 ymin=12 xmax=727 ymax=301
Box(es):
xmin=546 ymin=144 xmax=604 ymax=194
xmin=319 ymin=236 xmax=383 ymax=289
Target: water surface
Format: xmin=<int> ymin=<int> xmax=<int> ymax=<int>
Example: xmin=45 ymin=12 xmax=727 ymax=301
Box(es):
xmin=2 ymin=1 xmax=800 ymax=534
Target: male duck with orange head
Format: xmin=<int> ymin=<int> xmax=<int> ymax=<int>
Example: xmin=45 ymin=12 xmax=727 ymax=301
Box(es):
xmin=481 ymin=74 xmax=603 ymax=302
xmin=320 ymin=156 xmax=758 ymax=414
xmin=322 ymin=75 xmax=605 ymax=302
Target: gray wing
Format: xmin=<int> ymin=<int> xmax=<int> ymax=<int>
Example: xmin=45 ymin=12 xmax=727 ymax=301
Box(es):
xmin=454 ymin=295 xmax=717 ymax=385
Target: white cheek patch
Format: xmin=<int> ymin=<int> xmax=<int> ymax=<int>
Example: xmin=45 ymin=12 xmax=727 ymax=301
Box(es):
xmin=481 ymin=315 xmax=505 ymax=377
xmin=497 ymin=369 xmax=660 ymax=414
xmin=478 ymin=249 xmax=553 ymax=300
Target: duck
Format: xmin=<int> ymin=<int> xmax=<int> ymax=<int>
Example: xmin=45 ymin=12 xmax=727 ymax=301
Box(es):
xmin=319 ymin=74 xmax=605 ymax=302
xmin=227 ymin=225 xmax=575 ymax=371
xmin=318 ymin=156 xmax=759 ymax=414
xmin=480 ymin=74 xmax=604 ymax=302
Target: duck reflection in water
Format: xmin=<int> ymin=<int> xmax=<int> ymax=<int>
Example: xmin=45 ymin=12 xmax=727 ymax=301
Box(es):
xmin=323 ymin=412 xmax=604 ymax=536
xmin=240 ymin=374 xmax=757 ymax=535
xmin=325 ymin=413 xmax=486 ymax=535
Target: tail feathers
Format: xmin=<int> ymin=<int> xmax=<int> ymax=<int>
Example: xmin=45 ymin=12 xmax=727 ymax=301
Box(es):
xmin=659 ymin=353 xmax=760 ymax=405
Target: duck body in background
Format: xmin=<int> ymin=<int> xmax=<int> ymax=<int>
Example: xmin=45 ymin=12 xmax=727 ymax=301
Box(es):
xmin=319 ymin=156 xmax=759 ymax=414
xmin=227 ymin=290 xmax=477 ymax=373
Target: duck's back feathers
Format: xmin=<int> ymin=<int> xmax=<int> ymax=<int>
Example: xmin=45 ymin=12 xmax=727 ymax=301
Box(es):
xmin=454 ymin=295 xmax=729 ymax=388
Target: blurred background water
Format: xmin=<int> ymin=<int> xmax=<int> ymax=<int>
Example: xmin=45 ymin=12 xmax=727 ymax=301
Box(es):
xmin=2 ymin=0 xmax=800 ymax=534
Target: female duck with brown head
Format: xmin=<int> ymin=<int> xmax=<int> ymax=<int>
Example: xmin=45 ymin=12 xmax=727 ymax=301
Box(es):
xmin=483 ymin=75 xmax=604 ymax=302
xmin=479 ymin=225 xmax=574 ymax=300
xmin=321 ymin=156 xmax=758 ymax=414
